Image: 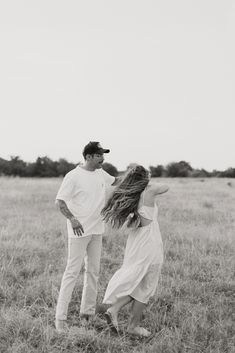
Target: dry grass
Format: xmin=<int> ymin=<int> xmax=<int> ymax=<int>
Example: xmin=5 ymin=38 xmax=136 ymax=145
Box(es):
xmin=0 ymin=177 xmax=234 ymax=353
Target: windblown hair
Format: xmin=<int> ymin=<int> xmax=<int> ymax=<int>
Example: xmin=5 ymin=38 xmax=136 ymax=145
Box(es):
xmin=102 ymin=165 xmax=149 ymax=229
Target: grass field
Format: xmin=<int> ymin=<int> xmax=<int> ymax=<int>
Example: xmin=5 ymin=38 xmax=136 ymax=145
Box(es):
xmin=0 ymin=177 xmax=234 ymax=353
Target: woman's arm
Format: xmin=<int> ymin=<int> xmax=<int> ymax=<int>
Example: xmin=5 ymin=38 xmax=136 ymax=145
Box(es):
xmin=149 ymin=183 xmax=169 ymax=196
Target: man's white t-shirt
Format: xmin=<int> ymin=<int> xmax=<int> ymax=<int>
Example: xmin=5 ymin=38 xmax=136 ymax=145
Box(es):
xmin=56 ymin=166 xmax=115 ymax=238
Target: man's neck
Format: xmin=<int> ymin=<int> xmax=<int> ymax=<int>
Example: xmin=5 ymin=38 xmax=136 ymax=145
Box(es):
xmin=80 ymin=162 xmax=96 ymax=172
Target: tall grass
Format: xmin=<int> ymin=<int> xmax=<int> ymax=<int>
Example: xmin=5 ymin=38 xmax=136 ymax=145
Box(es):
xmin=0 ymin=177 xmax=234 ymax=353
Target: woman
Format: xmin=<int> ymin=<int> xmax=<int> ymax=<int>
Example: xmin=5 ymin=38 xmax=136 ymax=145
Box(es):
xmin=101 ymin=165 xmax=169 ymax=337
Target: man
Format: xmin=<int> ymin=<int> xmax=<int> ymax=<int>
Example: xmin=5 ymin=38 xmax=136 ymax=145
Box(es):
xmin=55 ymin=141 xmax=116 ymax=333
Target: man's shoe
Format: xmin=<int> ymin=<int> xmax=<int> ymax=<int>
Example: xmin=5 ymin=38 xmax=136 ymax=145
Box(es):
xmin=91 ymin=314 xmax=107 ymax=330
xmin=80 ymin=314 xmax=91 ymax=325
xmin=55 ymin=320 xmax=68 ymax=333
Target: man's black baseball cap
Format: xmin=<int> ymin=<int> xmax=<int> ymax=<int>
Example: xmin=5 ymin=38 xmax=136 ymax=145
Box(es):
xmin=83 ymin=141 xmax=110 ymax=158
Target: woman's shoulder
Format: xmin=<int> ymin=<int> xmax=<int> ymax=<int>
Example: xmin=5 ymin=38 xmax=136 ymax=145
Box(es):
xmin=139 ymin=185 xmax=155 ymax=206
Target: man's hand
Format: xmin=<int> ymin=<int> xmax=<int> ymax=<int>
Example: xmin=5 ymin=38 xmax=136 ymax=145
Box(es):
xmin=70 ymin=217 xmax=84 ymax=237
xmin=56 ymin=199 xmax=84 ymax=237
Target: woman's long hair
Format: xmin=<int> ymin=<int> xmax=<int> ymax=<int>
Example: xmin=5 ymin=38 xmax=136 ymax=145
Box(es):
xmin=102 ymin=165 xmax=149 ymax=229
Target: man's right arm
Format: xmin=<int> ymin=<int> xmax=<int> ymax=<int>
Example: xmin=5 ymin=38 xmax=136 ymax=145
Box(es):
xmin=55 ymin=199 xmax=84 ymax=236
xmin=55 ymin=199 xmax=74 ymax=219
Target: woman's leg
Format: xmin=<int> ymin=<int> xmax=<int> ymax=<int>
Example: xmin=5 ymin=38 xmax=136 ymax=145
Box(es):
xmin=108 ymin=295 xmax=133 ymax=322
xmin=127 ymin=299 xmax=151 ymax=337
xmin=128 ymin=299 xmax=146 ymax=330
xmin=105 ymin=295 xmax=133 ymax=332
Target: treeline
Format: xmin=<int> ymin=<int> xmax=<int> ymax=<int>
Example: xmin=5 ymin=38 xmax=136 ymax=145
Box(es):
xmin=0 ymin=156 xmax=234 ymax=178
xmin=149 ymin=161 xmax=235 ymax=178
xmin=0 ymin=156 xmax=118 ymax=177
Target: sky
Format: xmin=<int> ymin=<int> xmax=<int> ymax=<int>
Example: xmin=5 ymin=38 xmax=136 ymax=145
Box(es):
xmin=0 ymin=0 xmax=234 ymax=171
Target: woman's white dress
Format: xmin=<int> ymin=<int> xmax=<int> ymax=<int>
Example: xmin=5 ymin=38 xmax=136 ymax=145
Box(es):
xmin=103 ymin=196 xmax=164 ymax=304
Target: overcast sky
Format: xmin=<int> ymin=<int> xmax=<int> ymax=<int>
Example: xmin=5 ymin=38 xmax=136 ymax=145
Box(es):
xmin=0 ymin=0 xmax=234 ymax=171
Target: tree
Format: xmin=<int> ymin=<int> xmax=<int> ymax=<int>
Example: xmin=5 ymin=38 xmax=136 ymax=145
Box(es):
xmin=56 ymin=158 xmax=76 ymax=176
xmin=7 ymin=156 xmax=27 ymax=176
xmin=166 ymin=161 xmax=193 ymax=177
xmin=191 ymin=169 xmax=211 ymax=178
xmin=102 ymin=162 xmax=118 ymax=177
xmin=31 ymin=157 xmax=58 ymax=177
xmin=220 ymin=168 xmax=235 ymax=178
xmin=149 ymin=165 xmax=164 ymax=177
xmin=0 ymin=157 xmax=9 ymax=175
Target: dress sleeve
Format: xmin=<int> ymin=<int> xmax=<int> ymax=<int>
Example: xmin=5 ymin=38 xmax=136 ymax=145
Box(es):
xmin=56 ymin=171 xmax=76 ymax=202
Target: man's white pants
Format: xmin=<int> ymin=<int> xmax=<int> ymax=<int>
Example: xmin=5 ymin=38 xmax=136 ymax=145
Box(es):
xmin=56 ymin=234 xmax=102 ymax=321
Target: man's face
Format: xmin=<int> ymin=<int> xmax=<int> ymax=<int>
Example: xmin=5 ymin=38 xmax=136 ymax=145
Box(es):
xmin=87 ymin=153 xmax=104 ymax=169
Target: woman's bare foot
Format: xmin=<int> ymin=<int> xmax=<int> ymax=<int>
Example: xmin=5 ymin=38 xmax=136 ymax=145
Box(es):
xmin=127 ymin=326 xmax=151 ymax=337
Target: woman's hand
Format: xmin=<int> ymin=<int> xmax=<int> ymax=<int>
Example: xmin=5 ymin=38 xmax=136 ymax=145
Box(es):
xmin=126 ymin=213 xmax=140 ymax=228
